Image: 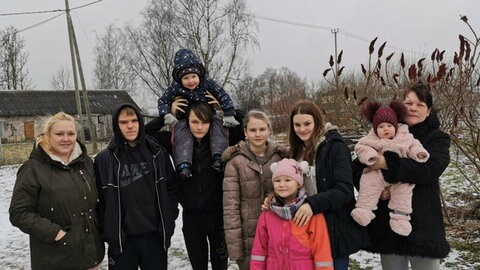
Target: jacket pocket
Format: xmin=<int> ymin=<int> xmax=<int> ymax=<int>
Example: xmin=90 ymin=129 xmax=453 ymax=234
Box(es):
xmin=49 ymin=226 xmax=88 ymax=269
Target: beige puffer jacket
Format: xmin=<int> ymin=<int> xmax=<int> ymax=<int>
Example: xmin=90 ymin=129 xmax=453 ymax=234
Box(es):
xmin=222 ymin=140 xmax=287 ymax=260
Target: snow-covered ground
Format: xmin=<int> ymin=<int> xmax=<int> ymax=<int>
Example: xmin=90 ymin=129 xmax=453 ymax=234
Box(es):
xmin=0 ymin=164 xmax=476 ymax=269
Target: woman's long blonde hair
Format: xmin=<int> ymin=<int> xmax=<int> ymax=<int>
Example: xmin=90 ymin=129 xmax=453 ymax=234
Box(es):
xmin=36 ymin=112 xmax=78 ymax=155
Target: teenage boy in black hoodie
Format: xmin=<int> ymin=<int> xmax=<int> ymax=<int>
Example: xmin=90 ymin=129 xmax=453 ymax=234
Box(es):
xmin=94 ymin=103 xmax=178 ymax=270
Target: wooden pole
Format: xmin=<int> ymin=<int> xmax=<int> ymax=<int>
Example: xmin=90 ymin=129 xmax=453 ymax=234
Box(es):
xmin=68 ymin=14 xmax=98 ymax=153
xmin=331 ymin=28 xmax=339 ymax=88
xmin=65 ymin=0 xmax=85 ymax=143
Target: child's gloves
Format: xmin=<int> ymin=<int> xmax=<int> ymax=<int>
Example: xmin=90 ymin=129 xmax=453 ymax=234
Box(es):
xmin=223 ymin=115 xmax=240 ymax=127
xmin=164 ymin=113 xmax=178 ymax=125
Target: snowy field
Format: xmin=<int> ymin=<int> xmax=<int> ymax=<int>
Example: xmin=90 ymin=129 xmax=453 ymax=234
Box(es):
xmin=0 ymin=164 xmax=476 ymax=269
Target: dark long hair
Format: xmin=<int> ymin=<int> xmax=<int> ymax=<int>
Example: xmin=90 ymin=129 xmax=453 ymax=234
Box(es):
xmin=186 ymin=102 xmax=213 ymax=124
xmin=288 ymin=100 xmax=325 ymax=163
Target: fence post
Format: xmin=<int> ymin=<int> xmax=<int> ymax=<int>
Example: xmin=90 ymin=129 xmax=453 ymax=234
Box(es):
xmin=0 ymin=122 xmax=4 ymax=164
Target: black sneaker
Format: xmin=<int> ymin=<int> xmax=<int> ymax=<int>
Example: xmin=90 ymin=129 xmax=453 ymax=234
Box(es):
xmin=212 ymin=159 xmax=224 ymax=172
xmin=178 ymin=167 xmax=192 ymax=180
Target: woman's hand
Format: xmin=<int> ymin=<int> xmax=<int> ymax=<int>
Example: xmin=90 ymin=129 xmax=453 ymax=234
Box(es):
xmin=294 ymin=203 xmax=313 ymax=227
xmin=205 ymin=91 xmax=222 ymax=111
xmin=55 ymin=229 xmax=67 ymax=241
xmin=171 ymin=97 xmax=188 ymax=116
xmin=369 ymin=153 xmax=388 ymax=170
xmin=261 ymin=193 xmax=274 ymax=211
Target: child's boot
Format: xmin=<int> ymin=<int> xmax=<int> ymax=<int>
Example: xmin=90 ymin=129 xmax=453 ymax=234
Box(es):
xmin=351 ymin=207 xmax=375 ymax=226
xmin=389 ymin=211 xmax=412 ymax=236
xmin=212 ymin=154 xmax=224 ymax=172
xmin=177 ymin=162 xmax=192 ymax=180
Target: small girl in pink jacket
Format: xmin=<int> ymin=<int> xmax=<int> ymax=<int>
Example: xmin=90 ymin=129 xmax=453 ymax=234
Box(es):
xmin=250 ymin=158 xmax=333 ymax=270
xmin=351 ymin=101 xmax=429 ymax=236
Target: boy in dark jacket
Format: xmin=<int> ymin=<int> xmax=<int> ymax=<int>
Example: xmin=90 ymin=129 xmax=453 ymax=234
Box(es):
xmin=94 ymin=103 xmax=178 ymax=270
xmin=158 ymin=48 xmax=239 ymax=179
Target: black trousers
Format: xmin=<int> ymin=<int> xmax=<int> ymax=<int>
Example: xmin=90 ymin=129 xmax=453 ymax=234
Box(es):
xmin=182 ymin=211 xmax=228 ymax=270
xmin=108 ymin=233 xmax=167 ymax=270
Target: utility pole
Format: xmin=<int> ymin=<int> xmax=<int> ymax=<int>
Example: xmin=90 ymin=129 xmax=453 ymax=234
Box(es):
xmin=331 ymin=28 xmax=339 ymax=88
xmin=65 ymin=0 xmax=85 ymax=144
xmin=65 ymin=0 xmax=98 ymax=152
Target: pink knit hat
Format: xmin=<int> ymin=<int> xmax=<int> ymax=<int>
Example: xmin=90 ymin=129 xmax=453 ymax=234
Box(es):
xmin=271 ymin=158 xmax=304 ymax=186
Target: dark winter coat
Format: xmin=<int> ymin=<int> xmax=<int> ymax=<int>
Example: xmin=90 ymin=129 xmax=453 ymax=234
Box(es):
xmin=179 ymin=133 xmax=224 ymax=214
xmin=352 ymin=114 xmax=451 ymax=258
xmin=94 ymin=104 xmax=179 ymax=255
xmin=158 ymin=48 xmax=236 ymax=118
xmin=305 ymin=128 xmax=369 ymax=258
xmin=9 ymin=142 xmax=105 ymax=270
xmin=222 ymin=141 xmax=287 ymax=260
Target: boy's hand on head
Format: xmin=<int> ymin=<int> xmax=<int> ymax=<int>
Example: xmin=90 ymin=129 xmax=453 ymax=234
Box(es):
xmin=171 ymin=97 xmax=188 ymax=116
xmin=205 ymin=90 xmax=222 ymax=111
xmin=164 ymin=113 xmax=178 ymax=125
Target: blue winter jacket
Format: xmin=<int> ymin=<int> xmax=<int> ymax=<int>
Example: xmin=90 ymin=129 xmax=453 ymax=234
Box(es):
xmin=158 ymin=48 xmax=236 ymax=118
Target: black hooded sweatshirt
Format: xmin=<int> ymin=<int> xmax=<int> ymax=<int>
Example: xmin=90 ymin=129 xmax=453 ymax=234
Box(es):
xmin=94 ymin=103 xmax=179 ymax=255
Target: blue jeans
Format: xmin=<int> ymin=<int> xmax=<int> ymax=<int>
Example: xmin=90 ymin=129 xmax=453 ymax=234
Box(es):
xmin=334 ymin=257 xmax=349 ymax=270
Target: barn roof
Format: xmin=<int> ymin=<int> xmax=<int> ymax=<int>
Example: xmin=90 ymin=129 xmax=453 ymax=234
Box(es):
xmin=0 ymin=90 xmax=138 ymax=117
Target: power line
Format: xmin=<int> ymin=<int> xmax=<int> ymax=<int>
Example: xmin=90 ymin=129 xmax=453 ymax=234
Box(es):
xmin=5 ymin=0 xmax=104 ymax=35
xmin=254 ymin=15 xmax=427 ymax=57
xmin=15 ymin=13 xmax=65 ymax=34
xmin=0 ymin=0 xmax=103 ymax=17
xmin=255 ymin=15 xmax=333 ymax=31
xmin=70 ymin=0 xmax=103 ymax=11
xmin=0 ymin=9 xmax=63 ymax=16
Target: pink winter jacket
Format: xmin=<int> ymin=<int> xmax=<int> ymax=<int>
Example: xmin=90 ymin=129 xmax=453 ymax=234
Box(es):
xmin=355 ymin=124 xmax=429 ymax=165
xmin=250 ymin=211 xmax=333 ymax=270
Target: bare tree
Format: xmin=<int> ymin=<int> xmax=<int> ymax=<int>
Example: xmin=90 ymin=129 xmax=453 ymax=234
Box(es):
xmin=93 ymin=24 xmax=137 ymax=91
xmin=321 ymin=15 xmax=480 ymax=195
xmin=50 ymin=66 xmax=73 ymax=90
xmin=123 ymin=0 xmax=257 ymax=97
xmin=232 ymin=67 xmax=309 ymax=132
xmin=0 ymin=26 xmax=33 ymax=90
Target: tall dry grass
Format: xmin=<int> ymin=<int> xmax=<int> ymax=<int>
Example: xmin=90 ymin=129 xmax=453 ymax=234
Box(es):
xmin=0 ymin=142 xmax=108 ymax=166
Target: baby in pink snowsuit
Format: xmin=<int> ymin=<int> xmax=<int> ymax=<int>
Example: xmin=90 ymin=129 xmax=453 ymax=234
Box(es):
xmin=351 ymin=101 xmax=429 ymax=236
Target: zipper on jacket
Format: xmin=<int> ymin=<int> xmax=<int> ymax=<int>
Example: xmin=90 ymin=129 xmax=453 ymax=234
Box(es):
xmin=153 ymin=152 xmax=168 ymax=251
xmin=113 ymin=153 xmax=123 ymax=253
xmin=79 ymin=170 xmax=92 ymax=192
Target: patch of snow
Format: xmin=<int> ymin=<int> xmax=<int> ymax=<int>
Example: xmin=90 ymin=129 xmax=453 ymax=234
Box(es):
xmin=0 ymin=164 xmax=477 ymax=269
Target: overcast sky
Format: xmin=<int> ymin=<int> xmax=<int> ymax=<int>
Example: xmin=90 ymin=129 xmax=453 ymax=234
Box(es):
xmin=2 ymin=0 xmax=479 ymax=91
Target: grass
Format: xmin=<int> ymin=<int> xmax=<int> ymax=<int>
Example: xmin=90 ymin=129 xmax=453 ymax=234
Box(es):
xmin=0 ymin=141 xmax=107 ymax=165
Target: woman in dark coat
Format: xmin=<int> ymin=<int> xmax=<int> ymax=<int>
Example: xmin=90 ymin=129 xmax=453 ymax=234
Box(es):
xmin=9 ymin=112 xmax=105 ymax=270
xmin=352 ymin=81 xmax=450 ymax=270
xmin=288 ymin=100 xmax=368 ymax=270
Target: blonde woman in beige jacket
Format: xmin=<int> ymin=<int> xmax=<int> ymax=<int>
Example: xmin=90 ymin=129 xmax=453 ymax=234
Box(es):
xmin=222 ymin=110 xmax=287 ymax=270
